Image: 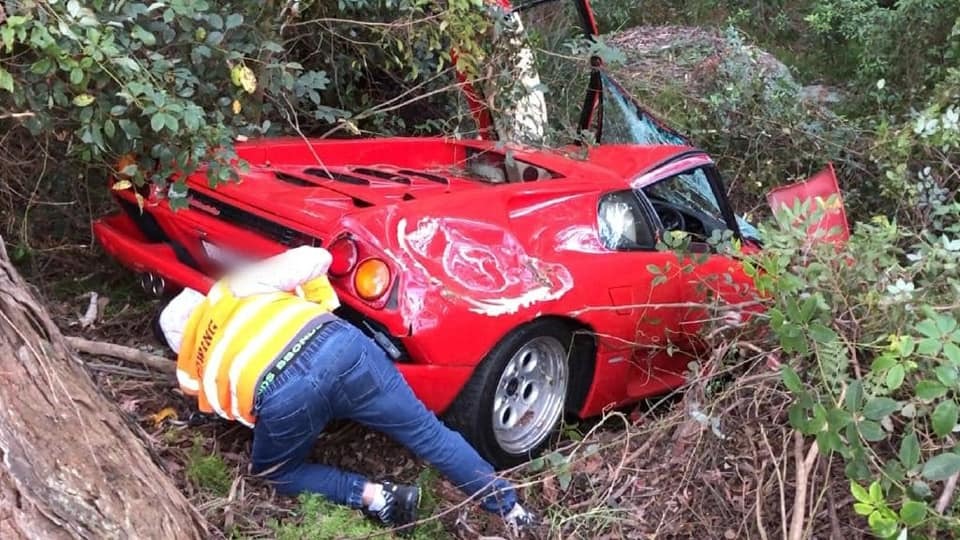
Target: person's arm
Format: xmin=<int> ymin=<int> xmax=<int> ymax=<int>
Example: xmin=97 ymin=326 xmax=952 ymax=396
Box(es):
xmin=228 ymin=245 xmax=333 ymax=298
xmin=158 ymin=288 xmax=206 ymax=353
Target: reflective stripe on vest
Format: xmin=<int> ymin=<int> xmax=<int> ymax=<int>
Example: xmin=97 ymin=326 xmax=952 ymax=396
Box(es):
xmin=177 ymin=369 xmax=200 ymax=394
xmin=177 ymin=280 xmax=332 ymax=425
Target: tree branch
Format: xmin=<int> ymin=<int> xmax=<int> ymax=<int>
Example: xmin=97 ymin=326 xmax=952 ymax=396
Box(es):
xmin=65 ymin=336 xmax=175 ymax=376
xmin=936 ymin=471 xmax=959 ymax=514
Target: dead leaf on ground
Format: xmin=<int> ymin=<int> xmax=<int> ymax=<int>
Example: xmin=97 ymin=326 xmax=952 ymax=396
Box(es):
xmin=150 ymin=406 xmax=178 ymax=426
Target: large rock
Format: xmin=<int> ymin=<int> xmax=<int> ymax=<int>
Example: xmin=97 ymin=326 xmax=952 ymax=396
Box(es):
xmin=606 ymin=25 xmax=842 ymax=110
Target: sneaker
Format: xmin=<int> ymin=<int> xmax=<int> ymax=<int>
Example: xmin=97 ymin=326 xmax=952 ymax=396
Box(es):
xmin=367 ymin=481 xmax=420 ymax=536
xmin=504 ymin=503 xmax=537 ymax=533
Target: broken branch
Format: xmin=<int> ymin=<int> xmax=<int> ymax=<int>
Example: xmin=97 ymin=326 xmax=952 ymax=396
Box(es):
xmin=65 ymin=336 xmax=175 ymax=375
xmin=788 ymin=430 xmax=821 ymax=540
xmin=936 ymin=471 xmax=959 ymax=514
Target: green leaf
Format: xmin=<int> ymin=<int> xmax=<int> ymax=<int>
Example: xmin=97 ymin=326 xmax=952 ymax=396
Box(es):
xmin=781 ymin=365 xmax=804 ymax=394
xmin=851 ymin=481 xmax=871 ymax=503
xmin=69 ymin=67 xmax=83 ymax=85
xmin=900 ymin=432 xmax=920 ymax=470
xmin=30 ymin=57 xmax=53 ymax=75
xmin=908 ymin=480 xmax=933 ymax=500
xmin=150 ymin=112 xmax=165 ymax=132
xmin=944 ymin=343 xmax=960 ymax=366
xmin=72 ymin=94 xmax=95 ymax=107
xmin=917 ymin=318 xmax=942 ymax=339
xmin=922 ymin=453 xmax=960 ymax=481
xmin=886 ymin=364 xmax=905 ymax=390
xmin=526 ymin=457 xmax=545 ymax=472
xmin=809 ymin=322 xmax=838 ymax=343
xmin=869 ymin=481 xmax=883 ymax=503
xmin=858 ymin=420 xmax=886 ymax=441
xmin=2 ymin=26 xmax=16 ymax=53
xmin=864 ymin=397 xmax=899 ymax=420
xmin=899 ymin=500 xmax=926 ymax=526
xmin=0 ymin=67 xmax=13 ymax=93
xmin=557 ymin=470 xmax=572 ymax=491
xmin=845 ymin=380 xmax=863 ymax=412
xmin=899 ymin=336 xmax=916 ymax=358
xmin=645 ymin=263 xmax=661 ymax=275
xmin=207 ymin=14 xmax=224 ymax=29
xmin=917 ymin=337 xmax=942 ymax=356
xmin=163 ymin=113 xmax=179 ymax=132
xmin=915 ymin=380 xmax=948 ymax=401
xmin=871 ymin=354 xmax=898 ymax=373
xmin=867 ymin=512 xmax=897 ymax=538
xmin=932 ymin=400 xmax=958 ymax=437
xmin=103 ymin=119 xmax=115 ymax=138
xmin=225 ymin=13 xmax=244 ymax=30
xmin=935 ymin=365 xmax=958 ymax=387
xmin=936 ymin=314 xmax=958 ymax=336
xmin=132 ymin=25 xmax=156 ymax=46
xmin=788 ymin=403 xmax=809 ymax=431
xmin=853 ymin=502 xmax=874 ymax=516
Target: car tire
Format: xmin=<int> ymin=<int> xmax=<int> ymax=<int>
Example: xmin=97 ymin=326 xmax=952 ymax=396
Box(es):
xmin=444 ymin=319 xmax=583 ymax=468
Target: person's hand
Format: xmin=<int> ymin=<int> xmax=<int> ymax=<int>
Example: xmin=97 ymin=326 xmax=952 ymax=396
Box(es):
xmin=298 ymin=275 xmax=340 ymax=312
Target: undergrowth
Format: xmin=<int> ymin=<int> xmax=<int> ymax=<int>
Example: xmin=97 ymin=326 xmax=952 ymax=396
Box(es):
xmin=185 ymin=437 xmax=233 ymax=497
xmin=269 ymin=469 xmax=448 ymax=540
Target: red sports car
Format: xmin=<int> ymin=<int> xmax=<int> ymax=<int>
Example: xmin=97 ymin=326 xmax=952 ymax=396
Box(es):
xmin=92 ymin=0 xmax=846 ymax=466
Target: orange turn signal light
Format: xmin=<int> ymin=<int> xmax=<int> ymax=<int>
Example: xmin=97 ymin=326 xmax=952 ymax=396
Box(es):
xmin=354 ymin=258 xmax=391 ymax=300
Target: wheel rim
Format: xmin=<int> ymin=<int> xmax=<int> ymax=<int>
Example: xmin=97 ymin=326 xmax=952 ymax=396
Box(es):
xmin=492 ymin=336 xmax=569 ymax=454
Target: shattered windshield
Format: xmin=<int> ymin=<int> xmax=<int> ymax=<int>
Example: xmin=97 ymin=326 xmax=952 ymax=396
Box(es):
xmin=643 ymin=167 xmax=729 ymax=235
xmin=600 ymin=73 xmax=688 ymax=146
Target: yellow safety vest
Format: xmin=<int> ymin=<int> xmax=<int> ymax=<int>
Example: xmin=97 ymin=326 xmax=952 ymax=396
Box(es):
xmin=176 ymin=276 xmax=339 ymax=426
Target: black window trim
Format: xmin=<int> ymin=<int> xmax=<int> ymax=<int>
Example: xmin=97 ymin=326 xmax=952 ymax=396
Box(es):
xmin=599 ymin=163 xmax=744 ymax=253
xmin=596 ymin=189 xmax=659 ymax=252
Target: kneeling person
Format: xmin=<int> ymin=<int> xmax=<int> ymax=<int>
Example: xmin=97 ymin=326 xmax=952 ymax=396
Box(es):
xmin=159 ymin=246 xmax=534 ymax=534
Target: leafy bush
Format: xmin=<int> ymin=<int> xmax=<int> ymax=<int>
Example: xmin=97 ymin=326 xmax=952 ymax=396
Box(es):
xmin=185 ymin=438 xmax=233 ymax=496
xmin=737 ymin=76 xmax=960 ymax=536
xmin=0 ymin=0 xmax=493 ymax=212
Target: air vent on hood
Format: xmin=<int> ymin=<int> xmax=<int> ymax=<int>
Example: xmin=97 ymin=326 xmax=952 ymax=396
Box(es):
xmin=352 ymin=168 xmax=412 ymax=185
xmin=304 ymin=168 xmax=369 ymax=186
xmin=187 ymin=190 xmax=319 ymax=248
xmin=398 ymin=169 xmax=449 ymax=184
xmin=274 ymin=172 xmax=315 ymax=187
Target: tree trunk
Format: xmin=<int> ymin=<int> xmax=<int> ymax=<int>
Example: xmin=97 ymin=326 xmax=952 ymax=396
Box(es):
xmin=0 ymin=238 xmax=207 ymax=539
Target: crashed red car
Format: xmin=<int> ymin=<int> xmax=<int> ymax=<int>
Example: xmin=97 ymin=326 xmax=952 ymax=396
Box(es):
xmin=92 ymin=0 xmax=846 ymax=467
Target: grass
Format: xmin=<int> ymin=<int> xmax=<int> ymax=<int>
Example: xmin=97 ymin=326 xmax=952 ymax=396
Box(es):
xmin=185 ymin=438 xmax=233 ymax=497
xmin=270 ymin=468 xmax=452 ymax=539
xmin=272 ymin=494 xmax=383 ymax=540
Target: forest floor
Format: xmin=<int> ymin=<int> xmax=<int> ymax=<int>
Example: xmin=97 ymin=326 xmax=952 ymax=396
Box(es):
xmin=23 ymin=241 xmax=870 ymax=539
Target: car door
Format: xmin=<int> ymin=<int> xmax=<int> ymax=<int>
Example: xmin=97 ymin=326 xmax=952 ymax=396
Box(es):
xmin=636 ymin=161 xmax=758 ymax=353
xmin=594 ymin=188 xmax=693 ymax=400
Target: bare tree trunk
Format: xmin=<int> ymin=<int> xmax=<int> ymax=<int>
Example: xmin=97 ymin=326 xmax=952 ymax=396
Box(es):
xmin=0 ymin=237 xmax=207 ymax=539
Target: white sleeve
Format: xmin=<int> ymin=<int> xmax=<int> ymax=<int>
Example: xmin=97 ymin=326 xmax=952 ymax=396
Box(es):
xmin=158 ymin=288 xmax=206 ymax=353
xmin=228 ymin=245 xmax=333 ymax=298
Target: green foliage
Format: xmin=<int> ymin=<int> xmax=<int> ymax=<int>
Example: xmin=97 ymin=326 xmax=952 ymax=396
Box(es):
xmin=411 ymin=468 xmax=451 ymax=540
xmin=272 ymin=494 xmax=382 ymax=540
xmin=271 ymin=476 xmax=451 ymax=540
xmin=185 ymin=439 xmax=232 ymax=496
xmin=804 ymin=0 xmax=960 ymax=105
xmin=0 ymin=0 xmax=495 ymax=210
xmin=741 ymin=80 xmax=960 ymax=534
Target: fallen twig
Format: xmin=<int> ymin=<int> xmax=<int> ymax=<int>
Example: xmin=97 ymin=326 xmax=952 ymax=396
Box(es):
xmin=788 ymin=430 xmax=820 ymax=540
xmin=78 ymin=291 xmax=99 ymax=328
xmin=66 ymin=336 xmax=175 ymax=375
xmin=0 ymin=111 xmax=36 ymax=120
xmin=936 ymin=471 xmax=959 ymax=514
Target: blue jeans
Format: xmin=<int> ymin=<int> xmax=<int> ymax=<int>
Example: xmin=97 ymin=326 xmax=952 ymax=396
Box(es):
xmin=250 ymin=320 xmax=516 ymax=515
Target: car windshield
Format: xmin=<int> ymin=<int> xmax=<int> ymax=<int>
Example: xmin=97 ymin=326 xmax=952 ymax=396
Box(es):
xmin=643 ymin=168 xmax=725 ymax=226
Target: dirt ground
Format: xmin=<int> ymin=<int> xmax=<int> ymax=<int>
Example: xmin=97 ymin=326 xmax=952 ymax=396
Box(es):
xmin=25 ymin=241 xmax=869 ymax=540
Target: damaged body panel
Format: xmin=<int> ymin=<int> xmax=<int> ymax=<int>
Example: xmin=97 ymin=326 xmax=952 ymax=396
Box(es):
xmin=92 ymin=0 xmax=848 ymax=467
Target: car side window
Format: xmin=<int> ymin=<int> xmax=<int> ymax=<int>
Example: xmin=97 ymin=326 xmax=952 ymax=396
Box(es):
xmin=598 ymin=191 xmax=655 ymax=250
